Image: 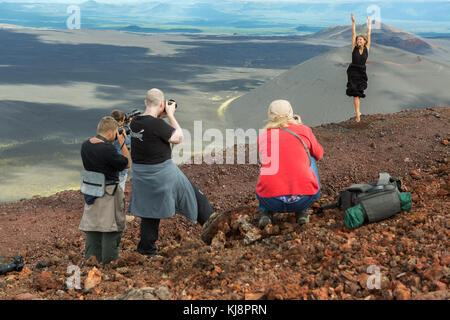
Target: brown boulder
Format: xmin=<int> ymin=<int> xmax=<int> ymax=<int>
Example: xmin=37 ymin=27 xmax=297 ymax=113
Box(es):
xmin=423 ymin=264 xmax=443 ymax=281
xmin=266 ymin=282 xmax=307 ymax=300
xmin=413 ymin=290 xmax=450 ymax=300
xmin=123 ymin=252 xmax=145 ymax=266
xmin=211 ymin=230 xmax=226 ymax=251
xmin=14 ymin=293 xmax=40 ymax=300
xmin=84 ymin=267 xmax=102 ymax=291
xmin=312 ymin=287 xmax=329 ymax=300
xmin=18 ymin=266 xmax=32 ymax=279
xmin=34 ymin=271 xmax=58 ymax=291
xmin=393 ymin=281 xmax=411 ymax=300
xmin=244 ymin=292 xmax=265 ymax=300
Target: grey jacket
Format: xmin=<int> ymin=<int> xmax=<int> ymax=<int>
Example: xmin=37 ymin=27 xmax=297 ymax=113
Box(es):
xmin=128 ymin=159 xmax=198 ymax=222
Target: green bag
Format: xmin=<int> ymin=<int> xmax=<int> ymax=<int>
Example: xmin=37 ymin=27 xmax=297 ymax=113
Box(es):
xmin=343 ymin=173 xmax=413 ymax=229
xmin=344 ymin=204 xmax=366 ymax=229
xmin=399 ymin=192 xmax=412 ymax=211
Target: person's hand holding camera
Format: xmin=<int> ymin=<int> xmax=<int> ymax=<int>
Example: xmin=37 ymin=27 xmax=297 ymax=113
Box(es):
xmin=118 ymin=125 xmax=127 ymax=138
xmin=293 ymin=114 xmax=302 ymax=123
xmin=115 ymin=127 xmax=131 ymax=167
xmin=116 ymin=128 xmax=126 ymax=144
xmin=165 ymin=100 xmax=177 ymax=118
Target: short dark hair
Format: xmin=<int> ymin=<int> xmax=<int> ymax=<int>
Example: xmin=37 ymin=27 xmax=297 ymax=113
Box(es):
xmin=110 ymin=110 xmax=126 ymax=122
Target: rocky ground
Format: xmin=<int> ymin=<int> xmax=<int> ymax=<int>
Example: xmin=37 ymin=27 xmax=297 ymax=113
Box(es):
xmin=0 ymin=107 xmax=448 ymax=300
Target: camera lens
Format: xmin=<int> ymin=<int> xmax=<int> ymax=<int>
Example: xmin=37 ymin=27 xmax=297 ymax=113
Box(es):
xmin=168 ymin=99 xmax=178 ymax=108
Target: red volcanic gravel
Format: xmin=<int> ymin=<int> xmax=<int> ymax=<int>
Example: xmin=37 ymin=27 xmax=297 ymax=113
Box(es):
xmin=0 ymin=107 xmax=448 ymax=300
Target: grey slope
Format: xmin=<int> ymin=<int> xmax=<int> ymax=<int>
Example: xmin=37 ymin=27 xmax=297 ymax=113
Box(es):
xmin=306 ymin=22 xmax=436 ymax=55
xmin=227 ymin=44 xmax=450 ymax=130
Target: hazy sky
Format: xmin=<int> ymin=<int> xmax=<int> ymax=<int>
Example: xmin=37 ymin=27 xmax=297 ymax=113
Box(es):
xmin=2 ymin=0 xmax=449 ymax=3
xmin=2 ymin=0 xmax=448 ymax=33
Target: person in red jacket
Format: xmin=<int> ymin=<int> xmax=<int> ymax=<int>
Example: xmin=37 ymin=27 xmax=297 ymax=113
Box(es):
xmin=256 ymin=100 xmax=324 ymax=228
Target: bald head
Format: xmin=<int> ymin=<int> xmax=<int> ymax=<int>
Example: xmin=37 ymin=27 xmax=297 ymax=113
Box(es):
xmin=145 ymin=88 xmax=165 ymax=109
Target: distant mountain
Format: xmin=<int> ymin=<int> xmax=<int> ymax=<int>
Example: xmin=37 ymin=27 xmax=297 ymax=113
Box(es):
xmin=296 ymin=25 xmax=326 ymax=33
xmin=81 ymin=0 xmax=98 ymax=6
xmin=79 ymin=0 xmax=120 ymax=13
xmin=307 ymin=22 xmax=435 ymax=54
xmin=184 ymin=3 xmax=236 ymax=21
xmin=119 ymin=25 xmax=202 ymax=34
xmin=0 ymin=2 xmax=448 ymax=36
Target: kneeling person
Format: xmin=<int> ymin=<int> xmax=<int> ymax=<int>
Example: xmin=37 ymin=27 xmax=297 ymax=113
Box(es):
xmin=256 ymin=100 xmax=324 ymax=228
xmin=79 ymin=116 xmax=131 ymax=264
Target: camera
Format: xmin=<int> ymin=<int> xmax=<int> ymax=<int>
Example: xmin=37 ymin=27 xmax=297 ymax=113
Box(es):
xmin=0 ymin=255 xmax=24 ymax=275
xmin=125 ymin=109 xmax=142 ymax=123
xmin=118 ymin=125 xmax=130 ymax=136
xmin=165 ymin=99 xmax=178 ymax=112
xmin=118 ymin=109 xmax=142 ymax=136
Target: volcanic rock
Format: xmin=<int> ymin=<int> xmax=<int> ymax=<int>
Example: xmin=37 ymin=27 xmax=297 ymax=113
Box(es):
xmin=110 ymin=285 xmax=172 ymax=300
xmin=34 ymin=271 xmax=58 ymax=291
xmin=84 ymin=267 xmax=102 ymax=291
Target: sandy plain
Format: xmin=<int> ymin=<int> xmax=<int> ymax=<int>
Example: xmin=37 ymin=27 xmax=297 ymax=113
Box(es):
xmin=0 ymin=28 xmax=333 ymax=202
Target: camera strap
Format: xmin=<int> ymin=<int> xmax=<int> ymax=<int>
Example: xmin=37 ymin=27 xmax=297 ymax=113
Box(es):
xmin=96 ymin=134 xmax=111 ymax=144
xmin=279 ymin=127 xmax=312 ymax=166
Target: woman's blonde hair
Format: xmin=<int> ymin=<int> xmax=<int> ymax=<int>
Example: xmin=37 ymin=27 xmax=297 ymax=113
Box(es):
xmin=264 ymin=99 xmax=302 ymax=130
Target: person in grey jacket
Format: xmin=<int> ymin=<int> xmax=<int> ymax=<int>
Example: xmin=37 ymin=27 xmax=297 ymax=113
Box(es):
xmin=128 ymin=88 xmax=202 ymax=256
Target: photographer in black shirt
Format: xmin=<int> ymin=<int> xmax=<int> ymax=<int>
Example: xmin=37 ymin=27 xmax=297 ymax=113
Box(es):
xmin=79 ymin=116 xmax=131 ymax=264
xmin=128 ymin=88 xmax=211 ymax=256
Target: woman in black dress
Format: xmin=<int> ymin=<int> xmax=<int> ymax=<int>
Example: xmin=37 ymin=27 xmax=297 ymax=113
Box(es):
xmin=346 ymin=13 xmax=371 ymax=122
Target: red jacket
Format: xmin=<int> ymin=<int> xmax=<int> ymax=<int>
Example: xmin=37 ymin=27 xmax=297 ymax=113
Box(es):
xmin=256 ymin=123 xmax=324 ymax=197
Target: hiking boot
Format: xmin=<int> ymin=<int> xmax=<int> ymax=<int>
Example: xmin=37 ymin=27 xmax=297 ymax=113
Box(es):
xmin=137 ymin=248 xmax=158 ymax=257
xmin=295 ymin=211 xmax=310 ymax=225
xmin=258 ymin=210 xmax=273 ymax=229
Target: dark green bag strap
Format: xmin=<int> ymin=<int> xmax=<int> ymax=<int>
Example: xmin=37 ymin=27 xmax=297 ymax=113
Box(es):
xmin=279 ymin=127 xmax=312 ymax=166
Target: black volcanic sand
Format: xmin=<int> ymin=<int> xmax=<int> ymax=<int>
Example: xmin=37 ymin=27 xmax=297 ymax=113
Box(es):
xmin=0 ymin=107 xmax=448 ymax=300
xmin=0 ymin=29 xmax=334 ymax=203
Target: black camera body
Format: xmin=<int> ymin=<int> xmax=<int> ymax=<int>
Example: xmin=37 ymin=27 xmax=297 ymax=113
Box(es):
xmin=118 ymin=109 xmax=142 ymax=136
xmin=125 ymin=109 xmax=142 ymax=123
xmin=168 ymin=99 xmax=177 ymax=108
xmin=0 ymin=255 xmax=24 ymax=275
xmin=118 ymin=125 xmax=130 ymax=136
xmin=166 ymin=99 xmax=178 ymax=112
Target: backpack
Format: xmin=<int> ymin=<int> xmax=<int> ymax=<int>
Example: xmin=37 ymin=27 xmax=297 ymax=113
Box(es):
xmin=323 ymin=173 xmax=412 ymax=229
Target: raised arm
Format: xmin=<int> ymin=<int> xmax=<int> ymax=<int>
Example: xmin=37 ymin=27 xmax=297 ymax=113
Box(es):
xmin=351 ymin=13 xmax=356 ymax=50
xmin=164 ymin=101 xmax=184 ymax=144
xmin=366 ymin=15 xmax=372 ymax=52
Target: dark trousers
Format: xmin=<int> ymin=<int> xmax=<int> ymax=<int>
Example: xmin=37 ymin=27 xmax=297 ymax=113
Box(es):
xmin=136 ymin=181 xmax=212 ymax=256
xmin=85 ymin=231 xmax=122 ymax=265
xmin=137 ymin=217 xmax=160 ymax=256
xmin=189 ymin=180 xmax=213 ymax=226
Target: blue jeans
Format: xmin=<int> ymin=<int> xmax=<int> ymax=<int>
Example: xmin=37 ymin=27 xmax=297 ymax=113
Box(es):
xmin=256 ymin=157 xmax=321 ymax=214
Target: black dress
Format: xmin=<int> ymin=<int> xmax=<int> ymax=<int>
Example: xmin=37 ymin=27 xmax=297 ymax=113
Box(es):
xmin=346 ymin=46 xmax=368 ymax=98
